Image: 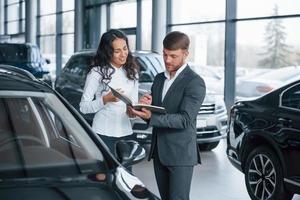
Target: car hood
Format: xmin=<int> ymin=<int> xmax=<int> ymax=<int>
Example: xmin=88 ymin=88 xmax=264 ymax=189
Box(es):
xmin=0 ymin=167 xmax=160 ymax=200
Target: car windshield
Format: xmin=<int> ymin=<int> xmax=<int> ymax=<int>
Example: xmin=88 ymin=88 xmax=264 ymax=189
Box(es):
xmin=256 ymin=67 xmax=300 ymax=82
xmin=0 ymin=91 xmax=106 ymax=179
xmin=0 ymin=45 xmax=43 ymax=63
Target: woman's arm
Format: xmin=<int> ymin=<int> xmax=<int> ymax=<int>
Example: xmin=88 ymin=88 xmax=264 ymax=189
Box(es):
xmin=79 ymin=69 xmax=105 ymax=114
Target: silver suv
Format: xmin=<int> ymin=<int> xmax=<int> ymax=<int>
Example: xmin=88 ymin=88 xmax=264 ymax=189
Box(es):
xmin=55 ymin=50 xmax=228 ymax=151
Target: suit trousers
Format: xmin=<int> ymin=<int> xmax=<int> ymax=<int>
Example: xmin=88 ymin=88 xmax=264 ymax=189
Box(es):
xmin=153 ymin=148 xmax=194 ymax=200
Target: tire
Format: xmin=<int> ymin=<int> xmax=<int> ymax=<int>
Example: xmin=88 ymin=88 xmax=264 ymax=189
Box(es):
xmin=244 ymin=146 xmax=293 ymax=200
xmin=198 ymin=141 xmax=219 ymax=151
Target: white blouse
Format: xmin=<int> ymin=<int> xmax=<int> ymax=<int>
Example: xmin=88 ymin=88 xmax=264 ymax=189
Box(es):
xmin=79 ymin=65 xmax=138 ymax=137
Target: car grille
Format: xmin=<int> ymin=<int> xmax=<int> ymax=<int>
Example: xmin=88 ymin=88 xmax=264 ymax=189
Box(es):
xmin=196 ymin=126 xmax=220 ymax=139
xmin=198 ymin=103 xmax=215 ymax=114
xmin=133 ymin=123 xmax=149 ymax=130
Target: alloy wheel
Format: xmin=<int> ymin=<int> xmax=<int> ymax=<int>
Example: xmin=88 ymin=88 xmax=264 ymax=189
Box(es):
xmin=247 ymin=153 xmax=276 ymax=200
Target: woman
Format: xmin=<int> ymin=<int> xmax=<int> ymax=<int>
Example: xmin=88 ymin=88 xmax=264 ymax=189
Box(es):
xmin=80 ymin=29 xmax=138 ymax=157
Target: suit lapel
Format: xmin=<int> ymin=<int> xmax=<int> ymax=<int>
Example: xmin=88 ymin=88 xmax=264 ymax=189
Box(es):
xmin=154 ymin=74 xmax=166 ymax=106
xmin=162 ymin=66 xmax=190 ymax=105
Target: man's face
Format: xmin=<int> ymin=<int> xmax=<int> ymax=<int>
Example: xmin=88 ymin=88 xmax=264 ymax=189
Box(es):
xmin=163 ymin=48 xmax=189 ymax=74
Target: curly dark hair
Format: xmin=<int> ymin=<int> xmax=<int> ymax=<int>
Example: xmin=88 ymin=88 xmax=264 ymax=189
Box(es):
xmin=88 ymin=29 xmax=138 ymax=92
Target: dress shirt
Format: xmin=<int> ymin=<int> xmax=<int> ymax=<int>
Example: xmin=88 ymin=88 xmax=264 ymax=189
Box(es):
xmin=80 ymin=65 xmax=138 ymax=137
xmin=162 ymin=63 xmax=187 ymax=101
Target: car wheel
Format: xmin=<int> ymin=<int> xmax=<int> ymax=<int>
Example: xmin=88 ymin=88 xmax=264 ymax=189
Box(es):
xmin=198 ymin=141 xmax=219 ymax=151
xmin=244 ymin=146 xmax=293 ymax=200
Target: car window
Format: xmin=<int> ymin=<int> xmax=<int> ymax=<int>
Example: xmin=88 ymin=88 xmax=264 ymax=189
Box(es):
xmin=64 ymin=55 xmax=92 ymax=76
xmin=135 ymin=54 xmax=164 ymax=82
xmin=281 ymin=83 xmax=300 ymax=110
xmin=0 ymin=44 xmax=28 ymax=62
xmin=136 ymin=57 xmax=155 ymax=82
xmin=0 ymin=92 xmax=107 ymax=179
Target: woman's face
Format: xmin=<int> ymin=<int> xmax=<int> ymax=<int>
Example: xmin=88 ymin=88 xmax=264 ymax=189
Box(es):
xmin=111 ymin=38 xmax=129 ymax=68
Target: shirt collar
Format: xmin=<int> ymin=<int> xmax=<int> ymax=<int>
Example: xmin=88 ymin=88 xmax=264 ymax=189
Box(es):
xmin=110 ymin=63 xmax=123 ymax=70
xmin=164 ymin=63 xmax=187 ymax=80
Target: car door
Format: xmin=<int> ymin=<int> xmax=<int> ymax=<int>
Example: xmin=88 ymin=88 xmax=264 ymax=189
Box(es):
xmin=278 ymin=82 xmax=300 ymax=179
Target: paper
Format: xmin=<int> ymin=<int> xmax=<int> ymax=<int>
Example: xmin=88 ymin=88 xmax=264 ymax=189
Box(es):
xmin=108 ymin=86 xmax=166 ymax=114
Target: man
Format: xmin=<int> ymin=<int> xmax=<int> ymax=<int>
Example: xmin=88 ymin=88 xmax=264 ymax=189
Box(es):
xmin=131 ymin=31 xmax=206 ymax=200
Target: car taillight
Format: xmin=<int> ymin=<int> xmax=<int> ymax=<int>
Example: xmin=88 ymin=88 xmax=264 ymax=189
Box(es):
xmin=256 ymin=85 xmax=274 ymax=93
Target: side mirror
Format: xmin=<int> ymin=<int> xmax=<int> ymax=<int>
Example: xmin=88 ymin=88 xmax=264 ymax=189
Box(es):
xmin=116 ymin=140 xmax=146 ymax=166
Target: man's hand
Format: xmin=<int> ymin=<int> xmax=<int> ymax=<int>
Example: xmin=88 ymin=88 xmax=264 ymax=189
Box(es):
xmin=139 ymin=94 xmax=152 ymax=105
xmin=128 ymin=107 xmax=152 ymax=120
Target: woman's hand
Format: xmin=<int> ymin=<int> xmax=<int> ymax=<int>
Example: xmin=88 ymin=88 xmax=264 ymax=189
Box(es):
xmin=103 ymin=89 xmax=122 ymax=104
xmin=126 ymin=106 xmax=137 ymax=118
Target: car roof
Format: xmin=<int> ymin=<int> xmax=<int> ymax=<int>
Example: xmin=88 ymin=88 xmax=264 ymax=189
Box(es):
xmin=0 ymin=42 xmax=37 ymax=48
xmin=0 ymin=65 xmax=52 ymax=92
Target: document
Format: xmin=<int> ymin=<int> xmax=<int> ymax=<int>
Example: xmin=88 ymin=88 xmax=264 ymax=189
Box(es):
xmin=108 ymin=86 xmax=166 ymax=114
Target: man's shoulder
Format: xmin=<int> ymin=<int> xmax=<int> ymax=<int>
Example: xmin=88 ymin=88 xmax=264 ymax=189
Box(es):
xmin=154 ymin=72 xmax=165 ymax=80
xmin=185 ymin=66 xmax=206 ymax=86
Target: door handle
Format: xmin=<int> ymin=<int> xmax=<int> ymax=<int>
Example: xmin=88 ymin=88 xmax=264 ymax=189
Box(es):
xmin=278 ymin=118 xmax=292 ymax=124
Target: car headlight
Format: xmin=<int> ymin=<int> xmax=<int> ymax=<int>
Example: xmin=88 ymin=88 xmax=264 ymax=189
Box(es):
xmin=215 ymin=95 xmax=227 ymax=114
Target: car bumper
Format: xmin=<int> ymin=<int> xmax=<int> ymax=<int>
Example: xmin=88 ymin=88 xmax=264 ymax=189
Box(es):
xmin=132 ymin=112 xmax=228 ymax=144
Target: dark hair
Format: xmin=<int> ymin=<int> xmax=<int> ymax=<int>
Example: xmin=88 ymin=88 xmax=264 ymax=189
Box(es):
xmin=88 ymin=29 xmax=138 ymax=91
xmin=163 ymin=31 xmax=190 ymax=50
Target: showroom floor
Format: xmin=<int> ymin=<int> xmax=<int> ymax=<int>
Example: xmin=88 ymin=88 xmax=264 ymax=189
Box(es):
xmin=133 ymin=139 xmax=300 ymax=200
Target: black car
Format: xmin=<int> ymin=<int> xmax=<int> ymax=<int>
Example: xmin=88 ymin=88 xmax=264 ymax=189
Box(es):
xmin=227 ymin=80 xmax=300 ymax=200
xmin=0 ymin=64 xmax=159 ymax=200
xmin=0 ymin=43 xmax=52 ymax=85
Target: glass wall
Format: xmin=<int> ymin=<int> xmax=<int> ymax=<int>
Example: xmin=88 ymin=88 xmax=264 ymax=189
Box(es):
xmin=141 ymin=0 xmax=152 ymax=50
xmin=38 ymin=0 xmax=74 ymax=79
xmin=38 ymin=0 xmax=56 ymax=65
xmin=110 ymin=1 xmax=137 ymax=28
xmin=170 ymin=0 xmax=225 ymax=97
xmin=110 ymin=0 xmax=137 ymax=50
xmin=171 ymin=0 xmax=225 ymax=23
xmin=6 ymin=0 xmax=25 ymax=35
xmin=0 ymin=0 xmax=4 ymax=35
xmin=237 ymin=0 xmax=300 ymax=18
xmin=61 ymin=2 xmax=75 ymax=66
xmin=235 ymin=1 xmax=300 ymax=100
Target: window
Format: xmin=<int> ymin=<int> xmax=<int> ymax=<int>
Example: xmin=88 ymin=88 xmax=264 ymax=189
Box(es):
xmin=7 ymin=3 xmax=19 ymax=21
xmin=141 ymin=0 xmax=152 ymax=50
xmin=238 ymin=0 xmax=300 ymax=19
xmin=235 ymin=18 xmax=300 ymax=98
xmin=171 ymin=23 xmax=225 ymax=67
xmin=62 ymin=12 xmax=74 ymax=33
xmin=0 ymin=93 xmax=106 ymax=179
xmin=62 ymin=34 xmax=74 ymax=65
xmin=281 ymin=83 xmax=300 ymax=110
xmin=40 ymin=0 xmax=56 ymax=15
xmin=5 ymin=1 xmax=24 ymax=35
xmin=110 ymin=1 xmax=137 ymax=28
xmin=40 ymin=15 xmax=56 ymax=35
xmin=39 ymin=35 xmax=56 ymax=56
xmin=171 ymin=0 xmax=225 ymax=23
